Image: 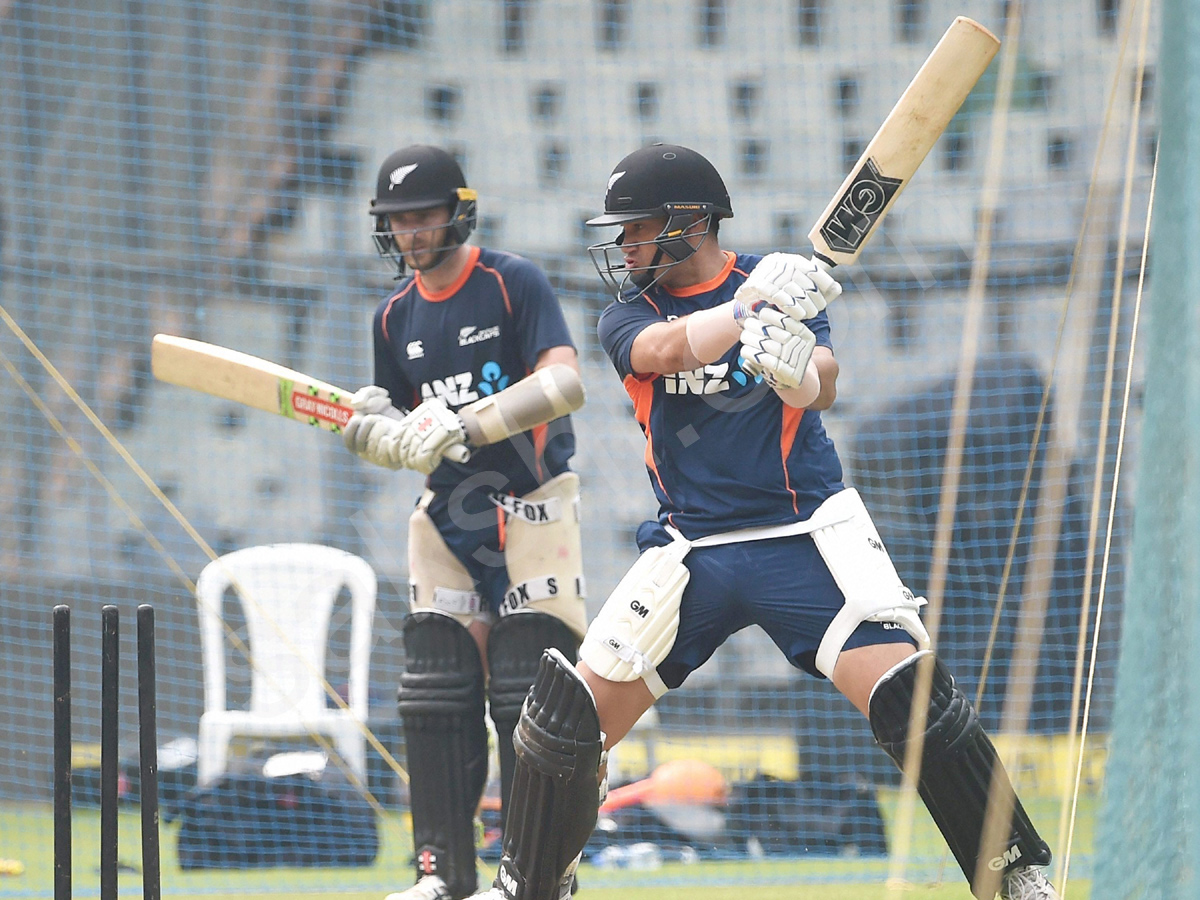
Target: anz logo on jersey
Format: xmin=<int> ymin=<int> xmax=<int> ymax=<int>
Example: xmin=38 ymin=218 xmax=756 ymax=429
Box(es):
xmin=662 ymin=362 xmax=733 ymax=395
xmin=419 ymin=360 xmax=508 ymax=407
xmin=421 ymin=372 xmax=479 ymax=407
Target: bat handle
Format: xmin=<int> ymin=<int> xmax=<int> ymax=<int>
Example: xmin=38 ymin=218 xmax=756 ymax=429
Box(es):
xmin=811 ymin=252 xmax=837 ymax=273
xmin=445 ymin=443 xmax=471 ymax=464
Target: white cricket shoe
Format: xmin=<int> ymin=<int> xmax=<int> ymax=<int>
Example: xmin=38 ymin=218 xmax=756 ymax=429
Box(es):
xmin=1000 ymin=866 xmax=1060 ymax=900
xmin=384 ymin=875 xmax=452 ymax=900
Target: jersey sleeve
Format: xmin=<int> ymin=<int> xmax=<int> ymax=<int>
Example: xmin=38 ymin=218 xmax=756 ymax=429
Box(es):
xmin=597 ymin=298 xmax=665 ymax=381
xmin=807 ymin=308 xmax=834 ymax=351
xmin=508 ymin=257 xmax=576 ymax=369
xmin=372 ymin=302 xmax=418 ymax=410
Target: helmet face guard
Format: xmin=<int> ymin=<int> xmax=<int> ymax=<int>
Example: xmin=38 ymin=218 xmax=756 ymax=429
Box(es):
xmin=586 ymin=204 xmax=719 ymax=300
xmin=584 ymin=144 xmax=732 ymax=301
xmin=371 ymin=187 xmax=477 ymax=278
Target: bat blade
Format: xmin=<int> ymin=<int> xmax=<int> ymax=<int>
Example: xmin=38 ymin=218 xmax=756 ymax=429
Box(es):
xmin=809 ymin=16 xmax=1000 ymax=266
xmin=151 ymin=334 xmax=355 ymax=432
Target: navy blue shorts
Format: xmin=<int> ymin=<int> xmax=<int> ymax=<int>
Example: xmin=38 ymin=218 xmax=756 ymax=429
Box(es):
xmin=635 ymin=521 xmax=917 ymax=687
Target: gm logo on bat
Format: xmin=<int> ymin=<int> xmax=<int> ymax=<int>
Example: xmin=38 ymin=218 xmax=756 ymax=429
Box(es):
xmin=820 ymin=157 xmax=903 ymax=254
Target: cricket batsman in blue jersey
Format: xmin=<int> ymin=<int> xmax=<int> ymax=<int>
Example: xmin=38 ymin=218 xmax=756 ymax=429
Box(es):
xmin=342 ymin=145 xmax=589 ymax=900
xmin=466 ymin=144 xmax=1059 ymax=900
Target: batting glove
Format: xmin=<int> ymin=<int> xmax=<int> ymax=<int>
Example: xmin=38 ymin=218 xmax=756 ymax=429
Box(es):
xmin=739 ymin=306 xmax=818 ymax=391
xmin=395 ymin=398 xmax=471 ymax=475
xmin=734 ymin=252 xmax=842 ymax=320
xmin=344 ymin=385 xmax=405 ymax=470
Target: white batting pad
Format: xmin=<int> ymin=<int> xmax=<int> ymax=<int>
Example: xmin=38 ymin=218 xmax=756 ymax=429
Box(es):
xmin=580 ymin=536 xmax=692 ymax=698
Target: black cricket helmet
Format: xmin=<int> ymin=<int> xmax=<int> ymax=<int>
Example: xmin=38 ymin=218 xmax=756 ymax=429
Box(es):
xmin=586 ymin=143 xmax=733 ymax=299
xmin=370 ymin=144 xmax=477 ymax=277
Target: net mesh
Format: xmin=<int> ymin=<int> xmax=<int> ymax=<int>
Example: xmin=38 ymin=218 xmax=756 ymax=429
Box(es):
xmin=0 ymin=1 xmax=1156 ymax=896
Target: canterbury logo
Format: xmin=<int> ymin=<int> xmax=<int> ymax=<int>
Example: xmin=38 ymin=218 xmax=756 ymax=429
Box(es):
xmin=607 ymin=170 xmax=626 ymax=191
xmin=389 ymin=163 xmax=418 ymax=187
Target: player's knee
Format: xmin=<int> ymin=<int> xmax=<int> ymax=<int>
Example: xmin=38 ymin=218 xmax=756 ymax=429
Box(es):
xmin=575 ymin=662 xmax=656 ymax=750
xmin=867 ymin=649 xmax=971 ymax=755
xmin=488 ymin=612 xmax=579 ymax=728
xmin=398 ymin=610 xmax=485 ymax=716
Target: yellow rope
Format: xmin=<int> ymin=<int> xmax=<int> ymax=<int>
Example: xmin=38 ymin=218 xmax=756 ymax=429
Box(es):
xmin=886 ymin=7 xmax=1022 ymax=895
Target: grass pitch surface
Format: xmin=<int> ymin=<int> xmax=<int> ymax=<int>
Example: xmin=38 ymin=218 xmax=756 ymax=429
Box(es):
xmin=0 ymin=794 xmax=1093 ymax=900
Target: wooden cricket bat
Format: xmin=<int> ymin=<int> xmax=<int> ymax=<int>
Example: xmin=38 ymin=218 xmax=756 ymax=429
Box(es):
xmin=151 ymin=334 xmax=356 ymax=432
xmin=809 ymin=16 xmax=1000 ymax=267
xmin=151 ymin=334 xmax=577 ymax=456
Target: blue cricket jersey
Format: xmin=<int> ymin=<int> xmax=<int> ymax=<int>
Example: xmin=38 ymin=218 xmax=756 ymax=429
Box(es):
xmin=373 ymin=245 xmax=576 ymax=498
xmin=598 ymin=251 xmax=845 ymax=539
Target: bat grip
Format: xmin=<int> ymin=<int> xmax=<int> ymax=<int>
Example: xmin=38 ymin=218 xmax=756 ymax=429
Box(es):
xmin=811 ymin=252 xmax=837 ymax=272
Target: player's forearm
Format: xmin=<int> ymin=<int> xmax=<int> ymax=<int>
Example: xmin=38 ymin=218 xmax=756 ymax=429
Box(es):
xmin=808 ymin=350 xmax=839 ymax=410
xmin=772 ymin=360 xmax=822 ymax=409
xmin=457 ymin=363 xmax=584 ymax=446
xmin=684 ymin=299 xmax=742 ymax=365
xmin=629 ymin=319 xmax=701 ymax=375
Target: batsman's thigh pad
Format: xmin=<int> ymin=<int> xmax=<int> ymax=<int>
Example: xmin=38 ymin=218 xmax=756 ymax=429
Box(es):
xmin=810 ymin=489 xmax=929 ymax=678
xmin=869 ymin=652 xmax=1051 ymax=898
xmin=496 ymin=473 xmax=587 ymax=638
xmin=487 ymin=612 xmax=581 ymax=834
xmin=578 ymin=536 xmax=691 ymax=699
xmin=409 ymin=496 xmax=483 ymax=625
xmin=494 ymin=649 xmax=602 ymax=900
xmin=398 ymin=611 xmax=488 ymax=898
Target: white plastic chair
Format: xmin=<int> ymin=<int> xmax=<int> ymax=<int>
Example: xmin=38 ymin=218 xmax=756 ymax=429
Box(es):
xmin=194 ymin=543 xmax=377 ymax=786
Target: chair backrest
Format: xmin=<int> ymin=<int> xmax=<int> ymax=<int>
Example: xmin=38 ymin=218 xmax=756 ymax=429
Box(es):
xmin=195 ymin=543 xmax=377 ymax=720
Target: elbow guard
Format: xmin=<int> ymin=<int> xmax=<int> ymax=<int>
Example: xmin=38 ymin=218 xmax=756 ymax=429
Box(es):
xmin=457 ymin=364 xmax=584 ymax=446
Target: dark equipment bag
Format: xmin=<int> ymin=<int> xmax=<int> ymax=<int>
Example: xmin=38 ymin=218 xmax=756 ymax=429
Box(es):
xmin=726 ymin=774 xmax=888 ymax=856
xmin=175 ymin=771 xmax=377 ymax=869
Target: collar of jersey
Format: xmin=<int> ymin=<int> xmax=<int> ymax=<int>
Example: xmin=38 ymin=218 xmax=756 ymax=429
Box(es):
xmin=416 ymin=245 xmax=480 ymax=302
xmin=662 ymin=251 xmax=736 ymax=298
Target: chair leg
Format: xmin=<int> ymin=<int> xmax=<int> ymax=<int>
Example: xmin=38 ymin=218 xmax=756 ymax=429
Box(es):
xmin=334 ymin=724 xmax=366 ymax=783
xmin=197 ymin=720 xmax=231 ymax=787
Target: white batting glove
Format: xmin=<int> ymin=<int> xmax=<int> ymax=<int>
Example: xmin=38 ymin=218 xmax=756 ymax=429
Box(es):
xmin=343 ymin=386 xmax=405 ymax=470
xmin=739 ymin=306 xmax=818 ymax=391
xmin=734 ymin=253 xmax=842 ymax=320
xmin=395 ymin=398 xmax=470 ymax=475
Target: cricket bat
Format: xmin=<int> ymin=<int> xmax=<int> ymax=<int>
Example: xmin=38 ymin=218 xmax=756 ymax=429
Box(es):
xmin=151 ymin=334 xmax=356 ymax=432
xmin=151 ymin=334 xmax=579 ymax=456
xmin=808 ymin=16 xmax=1000 ymax=267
